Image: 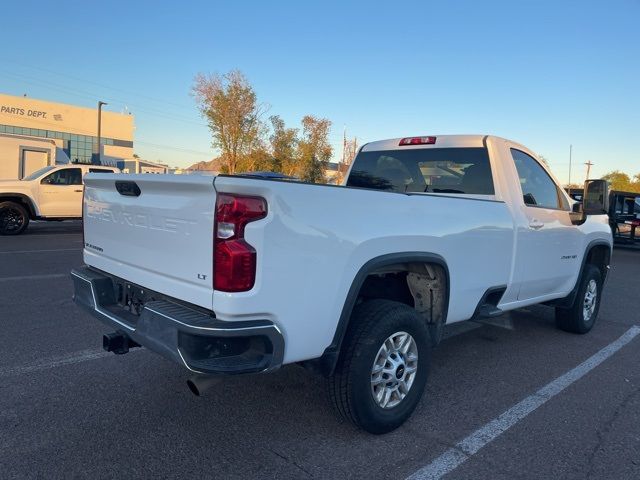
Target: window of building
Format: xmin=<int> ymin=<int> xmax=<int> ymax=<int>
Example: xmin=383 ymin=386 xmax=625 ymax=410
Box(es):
xmin=0 ymin=124 xmax=129 ymax=161
xmin=511 ymin=149 xmax=566 ymax=209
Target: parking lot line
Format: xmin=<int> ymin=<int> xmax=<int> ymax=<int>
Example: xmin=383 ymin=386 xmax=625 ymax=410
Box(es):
xmin=0 ymin=248 xmax=80 ymax=255
xmin=0 ymin=273 xmax=68 ymax=282
xmin=0 ymin=349 xmax=112 ymax=378
xmin=0 ymin=347 xmax=145 ymax=379
xmin=405 ymin=325 xmax=640 ymax=480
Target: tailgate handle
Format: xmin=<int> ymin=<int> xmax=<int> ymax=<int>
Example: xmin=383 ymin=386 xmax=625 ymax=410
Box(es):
xmin=115 ymin=181 xmax=141 ymax=197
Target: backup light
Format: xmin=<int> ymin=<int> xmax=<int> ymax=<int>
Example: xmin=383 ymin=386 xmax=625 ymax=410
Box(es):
xmin=399 ymin=136 xmax=436 ymax=146
xmin=214 ymin=193 xmax=267 ymax=292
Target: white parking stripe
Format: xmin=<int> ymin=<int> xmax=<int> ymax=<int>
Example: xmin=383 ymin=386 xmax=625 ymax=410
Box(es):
xmin=0 ymin=348 xmax=143 ymax=378
xmin=0 ymin=349 xmax=110 ymax=378
xmin=0 ymin=248 xmax=80 ymax=254
xmin=0 ymin=273 xmax=68 ymax=282
xmin=406 ymin=326 xmax=640 ymax=480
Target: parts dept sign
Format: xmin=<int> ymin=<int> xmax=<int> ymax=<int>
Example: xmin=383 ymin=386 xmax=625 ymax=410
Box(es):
xmin=0 ymin=104 xmax=51 ymax=119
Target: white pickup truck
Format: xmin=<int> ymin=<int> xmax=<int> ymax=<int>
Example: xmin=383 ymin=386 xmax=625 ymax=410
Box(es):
xmin=0 ymin=164 xmax=119 ymax=235
xmin=71 ymin=135 xmax=612 ymax=433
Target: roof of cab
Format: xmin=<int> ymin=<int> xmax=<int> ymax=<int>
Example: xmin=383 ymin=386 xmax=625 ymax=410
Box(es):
xmin=361 ymin=135 xmax=488 ymax=152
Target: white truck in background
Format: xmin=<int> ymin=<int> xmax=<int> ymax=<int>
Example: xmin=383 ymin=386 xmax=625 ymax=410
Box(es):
xmin=0 ymin=164 xmax=119 ymax=235
xmin=71 ymin=135 xmax=612 ymax=433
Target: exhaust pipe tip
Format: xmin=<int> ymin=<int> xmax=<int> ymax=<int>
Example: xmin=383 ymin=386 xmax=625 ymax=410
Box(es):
xmin=187 ymin=375 xmax=220 ymax=396
xmin=186 ymin=378 xmax=201 ymax=396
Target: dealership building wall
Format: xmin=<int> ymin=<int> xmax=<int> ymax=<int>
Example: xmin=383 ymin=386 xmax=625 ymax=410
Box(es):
xmin=0 ymin=93 xmax=134 ymax=165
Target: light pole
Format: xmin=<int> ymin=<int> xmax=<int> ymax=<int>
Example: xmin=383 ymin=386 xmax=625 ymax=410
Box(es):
xmin=94 ymin=101 xmax=107 ymax=165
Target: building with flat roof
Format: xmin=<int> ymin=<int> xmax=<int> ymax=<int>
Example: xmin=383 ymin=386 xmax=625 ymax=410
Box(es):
xmin=0 ymin=93 xmax=134 ymax=165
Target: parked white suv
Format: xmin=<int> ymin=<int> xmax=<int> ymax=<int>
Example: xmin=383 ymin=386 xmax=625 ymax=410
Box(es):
xmin=0 ymin=164 xmax=119 ymax=235
xmin=71 ymin=135 xmax=612 ymax=433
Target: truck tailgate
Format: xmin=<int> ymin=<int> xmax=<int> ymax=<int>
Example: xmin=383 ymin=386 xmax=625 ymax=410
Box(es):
xmin=82 ymin=173 xmax=216 ymax=309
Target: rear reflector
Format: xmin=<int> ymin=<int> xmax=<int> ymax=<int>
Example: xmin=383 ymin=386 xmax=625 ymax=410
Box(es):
xmin=399 ymin=136 xmax=436 ymax=146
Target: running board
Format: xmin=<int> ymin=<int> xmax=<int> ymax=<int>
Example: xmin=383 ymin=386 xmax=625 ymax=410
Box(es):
xmin=478 ymin=304 xmax=504 ymax=318
xmin=472 ymin=285 xmax=507 ymax=320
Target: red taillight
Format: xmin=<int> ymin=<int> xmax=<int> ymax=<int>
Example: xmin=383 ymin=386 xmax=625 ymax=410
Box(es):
xmin=399 ymin=136 xmax=436 ymax=146
xmin=214 ymin=193 xmax=267 ymax=292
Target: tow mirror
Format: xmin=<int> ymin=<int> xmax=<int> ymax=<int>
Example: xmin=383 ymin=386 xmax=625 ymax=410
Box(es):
xmin=583 ymin=179 xmax=609 ymax=216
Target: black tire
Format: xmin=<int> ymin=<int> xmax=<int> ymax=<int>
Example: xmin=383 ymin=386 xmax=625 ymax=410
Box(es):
xmin=555 ymin=264 xmax=602 ymax=334
xmin=0 ymin=201 xmax=29 ymax=236
xmin=326 ymin=299 xmax=430 ymax=434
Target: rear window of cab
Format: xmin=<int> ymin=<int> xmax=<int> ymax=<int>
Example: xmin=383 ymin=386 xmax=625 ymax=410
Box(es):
xmin=346 ymin=147 xmax=494 ymax=195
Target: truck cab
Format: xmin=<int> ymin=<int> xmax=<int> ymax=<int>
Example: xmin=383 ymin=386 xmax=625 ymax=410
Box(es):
xmin=0 ymin=164 xmax=119 ymax=235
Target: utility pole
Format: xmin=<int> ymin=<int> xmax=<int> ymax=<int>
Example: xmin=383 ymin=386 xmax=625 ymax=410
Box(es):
xmin=94 ymin=101 xmax=107 ymax=165
xmin=585 ymin=160 xmax=594 ymax=180
xmin=342 ymin=125 xmax=347 ymax=165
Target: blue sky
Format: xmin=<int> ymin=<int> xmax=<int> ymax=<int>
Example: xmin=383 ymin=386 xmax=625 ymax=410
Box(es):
xmin=1 ymin=0 xmax=638 ymax=182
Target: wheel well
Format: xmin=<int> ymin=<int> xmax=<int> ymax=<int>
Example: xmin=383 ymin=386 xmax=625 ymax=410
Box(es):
xmin=0 ymin=195 xmax=36 ymax=218
xmin=306 ymin=259 xmax=449 ymax=377
xmin=358 ymin=262 xmax=447 ymax=320
xmin=585 ymin=244 xmax=610 ymax=281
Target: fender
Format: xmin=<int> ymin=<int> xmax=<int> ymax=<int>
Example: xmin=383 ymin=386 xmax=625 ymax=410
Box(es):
xmin=0 ymin=193 xmax=37 ymax=217
xmin=317 ymin=252 xmax=450 ymax=375
xmin=549 ymin=239 xmax=612 ymax=308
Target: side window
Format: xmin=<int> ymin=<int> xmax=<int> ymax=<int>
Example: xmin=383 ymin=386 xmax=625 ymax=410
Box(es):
xmin=41 ymin=168 xmax=83 ymax=186
xmin=511 ymin=149 xmax=564 ymax=209
xmin=89 ymin=168 xmax=114 ymax=173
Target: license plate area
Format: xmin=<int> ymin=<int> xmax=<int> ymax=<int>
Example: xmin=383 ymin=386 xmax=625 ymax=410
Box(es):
xmin=115 ymin=281 xmax=152 ymax=316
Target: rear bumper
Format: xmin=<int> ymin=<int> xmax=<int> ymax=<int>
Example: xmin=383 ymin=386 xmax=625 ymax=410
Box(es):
xmin=71 ymin=266 xmax=284 ymax=375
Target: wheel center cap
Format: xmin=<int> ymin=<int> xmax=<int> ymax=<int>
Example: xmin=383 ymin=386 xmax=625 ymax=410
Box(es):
xmin=396 ymin=364 xmax=405 ymax=379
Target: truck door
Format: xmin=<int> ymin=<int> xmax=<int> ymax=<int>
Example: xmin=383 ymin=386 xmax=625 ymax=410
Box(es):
xmin=37 ymin=167 xmax=84 ymax=217
xmin=510 ymin=149 xmax=581 ymax=300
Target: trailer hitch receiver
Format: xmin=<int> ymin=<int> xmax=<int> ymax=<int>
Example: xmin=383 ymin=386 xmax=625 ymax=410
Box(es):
xmin=103 ymin=331 xmax=140 ymax=355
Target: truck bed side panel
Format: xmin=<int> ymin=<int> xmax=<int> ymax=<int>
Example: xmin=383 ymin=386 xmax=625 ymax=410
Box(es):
xmin=213 ymin=177 xmax=514 ymax=364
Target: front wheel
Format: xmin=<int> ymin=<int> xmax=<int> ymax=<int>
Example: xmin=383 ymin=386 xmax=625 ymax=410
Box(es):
xmin=0 ymin=201 xmax=29 ymax=235
xmin=555 ymin=264 xmax=602 ymax=334
xmin=326 ymin=299 xmax=430 ymax=434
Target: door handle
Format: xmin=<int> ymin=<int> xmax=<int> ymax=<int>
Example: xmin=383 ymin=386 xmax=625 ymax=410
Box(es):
xmin=529 ymin=219 xmax=544 ymax=230
xmin=74 ymin=189 xmax=83 ymax=193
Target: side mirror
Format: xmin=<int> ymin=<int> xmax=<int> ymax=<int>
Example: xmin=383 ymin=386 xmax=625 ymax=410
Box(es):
xmin=583 ymin=179 xmax=609 ymax=215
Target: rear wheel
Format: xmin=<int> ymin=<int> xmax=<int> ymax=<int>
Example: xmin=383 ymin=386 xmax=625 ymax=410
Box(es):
xmin=0 ymin=201 xmax=29 ymax=235
xmin=326 ymin=299 xmax=430 ymax=434
xmin=555 ymin=264 xmax=602 ymax=334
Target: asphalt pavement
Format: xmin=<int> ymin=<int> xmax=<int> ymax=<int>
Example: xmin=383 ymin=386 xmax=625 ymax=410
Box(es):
xmin=1 ymin=222 xmax=639 ymax=479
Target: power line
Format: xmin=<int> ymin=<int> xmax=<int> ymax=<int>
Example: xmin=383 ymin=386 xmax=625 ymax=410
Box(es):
xmin=0 ymin=58 xmax=195 ymax=113
xmin=0 ymin=70 xmax=208 ymax=128
xmin=135 ymin=140 xmax=213 ymax=156
xmin=0 ymin=110 xmax=213 ymax=157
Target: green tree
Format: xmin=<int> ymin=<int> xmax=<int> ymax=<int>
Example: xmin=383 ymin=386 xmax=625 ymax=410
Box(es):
xmin=192 ymin=70 xmax=265 ymax=175
xmin=297 ymin=115 xmax=332 ymax=183
xmin=240 ymin=143 xmax=273 ymax=172
xmin=269 ymin=115 xmax=299 ymax=176
xmin=601 ymin=170 xmax=638 ymax=192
